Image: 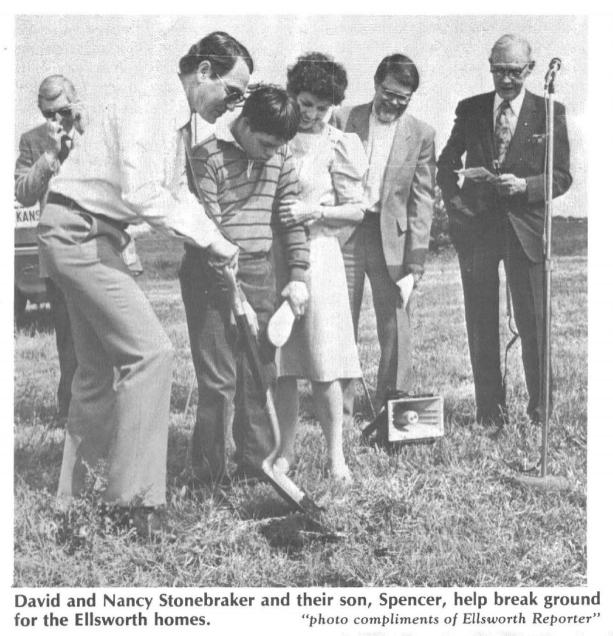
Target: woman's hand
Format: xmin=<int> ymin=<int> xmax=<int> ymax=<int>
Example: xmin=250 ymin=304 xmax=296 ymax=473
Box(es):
xmin=278 ymin=200 xmax=317 ymax=227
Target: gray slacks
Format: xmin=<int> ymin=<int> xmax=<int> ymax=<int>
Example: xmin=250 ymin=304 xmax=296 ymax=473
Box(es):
xmin=342 ymin=215 xmax=411 ymax=413
xmin=38 ymin=203 xmax=173 ymax=507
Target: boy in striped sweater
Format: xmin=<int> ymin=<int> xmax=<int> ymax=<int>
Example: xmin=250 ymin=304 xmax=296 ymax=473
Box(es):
xmin=180 ymin=84 xmax=309 ymax=487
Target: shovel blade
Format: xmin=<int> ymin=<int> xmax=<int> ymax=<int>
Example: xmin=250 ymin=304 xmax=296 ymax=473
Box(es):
xmin=260 ymin=460 xmax=328 ymax=531
xmin=511 ymin=474 xmax=571 ymax=491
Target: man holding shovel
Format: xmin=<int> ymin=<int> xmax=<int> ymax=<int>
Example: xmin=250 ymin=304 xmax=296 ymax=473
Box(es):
xmin=37 ymin=32 xmax=252 ymax=538
xmin=180 ymin=84 xmax=309 ymax=487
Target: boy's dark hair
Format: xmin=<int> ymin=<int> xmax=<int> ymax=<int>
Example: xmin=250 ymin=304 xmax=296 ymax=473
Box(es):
xmin=286 ymin=52 xmax=347 ymax=105
xmin=374 ymin=53 xmax=420 ymax=91
xmin=241 ymin=84 xmax=300 ymax=141
xmin=179 ymin=31 xmax=254 ymax=76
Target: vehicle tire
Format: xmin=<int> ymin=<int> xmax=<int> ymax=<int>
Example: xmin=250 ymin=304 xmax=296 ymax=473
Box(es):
xmin=14 ymin=287 xmax=27 ymax=326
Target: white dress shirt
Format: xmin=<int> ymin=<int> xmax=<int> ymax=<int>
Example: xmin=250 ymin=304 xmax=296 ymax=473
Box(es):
xmin=363 ymin=107 xmax=399 ymax=213
xmin=49 ymin=76 xmax=220 ymax=249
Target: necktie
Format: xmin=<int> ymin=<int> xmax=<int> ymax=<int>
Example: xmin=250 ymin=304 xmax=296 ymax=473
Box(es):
xmin=494 ymin=101 xmax=513 ymax=164
xmin=58 ymin=132 xmax=74 ymax=163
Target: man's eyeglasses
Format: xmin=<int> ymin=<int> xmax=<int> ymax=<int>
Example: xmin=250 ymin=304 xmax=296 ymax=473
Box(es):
xmin=215 ymin=73 xmax=245 ymax=107
xmin=490 ymin=64 xmax=529 ymax=80
xmin=379 ymin=86 xmax=412 ymax=105
xmin=42 ymin=107 xmax=73 ymax=120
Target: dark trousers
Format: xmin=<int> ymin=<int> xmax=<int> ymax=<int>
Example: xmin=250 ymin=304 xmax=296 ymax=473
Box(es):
xmin=342 ymin=215 xmax=411 ymax=413
xmin=454 ymin=219 xmax=547 ymax=422
xmin=179 ymin=250 xmax=276 ymax=483
xmin=46 ymin=277 xmax=77 ymax=418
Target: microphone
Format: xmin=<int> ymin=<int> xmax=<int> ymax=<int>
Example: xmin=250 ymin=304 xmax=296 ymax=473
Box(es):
xmin=544 ymin=57 xmax=561 ymax=89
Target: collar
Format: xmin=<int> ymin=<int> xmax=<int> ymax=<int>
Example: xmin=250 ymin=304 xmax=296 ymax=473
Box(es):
xmin=218 ymin=117 xmax=256 ymax=177
xmin=217 ymin=117 xmax=243 ymax=149
xmin=493 ymin=88 xmax=526 ymax=117
xmin=172 ymin=75 xmax=194 ymax=132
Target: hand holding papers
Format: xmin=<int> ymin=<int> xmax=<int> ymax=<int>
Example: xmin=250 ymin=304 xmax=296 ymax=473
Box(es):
xmin=455 ymin=167 xmax=498 ymax=183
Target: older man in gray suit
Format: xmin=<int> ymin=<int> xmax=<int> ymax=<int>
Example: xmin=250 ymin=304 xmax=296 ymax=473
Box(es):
xmin=15 ymin=75 xmax=82 ymax=421
xmin=332 ymin=54 xmax=436 ymax=415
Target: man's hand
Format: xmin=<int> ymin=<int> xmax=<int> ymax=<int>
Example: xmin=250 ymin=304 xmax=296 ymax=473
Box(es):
xmin=207 ymin=236 xmax=239 ymax=272
xmin=230 ymin=298 xmax=259 ymax=335
xmin=495 ymin=174 xmax=527 ymax=197
xmin=280 ymin=281 xmax=309 ymax=317
xmin=44 ymin=120 xmax=69 ymax=164
xmin=448 ymin=195 xmax=475 ymax=218
xmin=278 ymin=200 xmax=316 ymax=227
xmin=396 ymin=274 xmax=415 ymax=310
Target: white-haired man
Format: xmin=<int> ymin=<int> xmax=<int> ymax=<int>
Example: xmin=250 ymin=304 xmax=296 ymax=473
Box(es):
xmin=437 ymin=34 xmax=572 ymax=427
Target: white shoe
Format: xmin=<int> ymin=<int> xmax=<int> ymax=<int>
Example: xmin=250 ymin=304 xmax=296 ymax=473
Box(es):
xmin=272 ymin=456 xmax=291 ymax=476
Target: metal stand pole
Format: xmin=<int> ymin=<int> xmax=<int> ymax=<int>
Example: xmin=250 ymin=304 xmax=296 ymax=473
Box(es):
xmin=509 ymin=61 xmax=569 ymax=491
xmin=540 ymin=77 xmax=555 ymax=479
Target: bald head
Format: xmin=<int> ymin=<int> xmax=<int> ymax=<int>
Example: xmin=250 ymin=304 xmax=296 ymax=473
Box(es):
xmin=489 ymin=34 xmax=533 ymax=65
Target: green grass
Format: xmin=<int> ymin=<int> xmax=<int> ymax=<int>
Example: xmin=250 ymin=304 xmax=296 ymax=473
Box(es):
xmin=13 ymin=219 xmax=587 ymax=587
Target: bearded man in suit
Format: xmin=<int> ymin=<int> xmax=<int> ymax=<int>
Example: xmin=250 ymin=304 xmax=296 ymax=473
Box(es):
xmin=15 ymin=74 xmax=82 ymax=421
xmin=437 ymin=34 xmax=572 ymax=426
xmin=332 ymin=54 xmax=436 ymax=414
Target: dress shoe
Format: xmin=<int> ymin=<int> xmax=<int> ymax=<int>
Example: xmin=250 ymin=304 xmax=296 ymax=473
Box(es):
xmin=476 ymin=406 xmax=508 ymax=427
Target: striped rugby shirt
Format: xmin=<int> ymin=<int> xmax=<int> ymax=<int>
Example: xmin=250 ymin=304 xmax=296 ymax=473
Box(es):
xmin=189 ymin=130 xmax=309 ymax=282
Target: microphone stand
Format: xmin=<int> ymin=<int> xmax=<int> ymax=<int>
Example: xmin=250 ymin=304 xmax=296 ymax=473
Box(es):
xmin=511 ymin=63 xmax=569 ymax=491
xmin=540 ymin=68 xmax=555 ymax=481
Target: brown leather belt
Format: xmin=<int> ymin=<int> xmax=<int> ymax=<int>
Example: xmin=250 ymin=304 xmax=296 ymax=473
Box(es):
xmin=47 ymin=192 xmax=128 ymax=231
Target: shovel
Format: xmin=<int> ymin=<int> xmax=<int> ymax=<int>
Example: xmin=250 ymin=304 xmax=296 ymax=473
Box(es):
xmin=222 ymin=266 xmax=331 ymax=531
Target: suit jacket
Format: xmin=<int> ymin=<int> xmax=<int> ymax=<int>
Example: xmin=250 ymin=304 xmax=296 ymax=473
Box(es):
xmin=332 ymin=103 xmax=436 ymax=281
xmin=15 ymin=123 xmax=58 ymax=208
xmin=437 ymin=90 xmax=572 ymax=262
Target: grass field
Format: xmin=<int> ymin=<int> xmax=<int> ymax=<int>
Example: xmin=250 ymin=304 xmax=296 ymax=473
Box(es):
xmin=13 ymin=218 xmax=587 ymax=587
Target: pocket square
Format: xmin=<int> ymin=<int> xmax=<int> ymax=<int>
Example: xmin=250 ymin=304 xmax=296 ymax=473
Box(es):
xmin=530 ymin=134 xmax=545 ymax=145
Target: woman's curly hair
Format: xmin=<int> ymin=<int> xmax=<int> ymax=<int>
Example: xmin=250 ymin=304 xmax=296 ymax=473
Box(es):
xmin=286 ymin=52 xmax=347 ymax=105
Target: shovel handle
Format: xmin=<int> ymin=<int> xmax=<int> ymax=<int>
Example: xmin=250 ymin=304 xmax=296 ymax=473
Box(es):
xmin=222 ymin=264 xmax=281 ymax=456
xmin=223 ymin=265 xmax=244 ymax=317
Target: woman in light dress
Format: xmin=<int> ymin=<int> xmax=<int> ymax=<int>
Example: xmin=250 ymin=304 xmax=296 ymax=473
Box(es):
xmin=275 ymin=53 xmax=367 ymax=483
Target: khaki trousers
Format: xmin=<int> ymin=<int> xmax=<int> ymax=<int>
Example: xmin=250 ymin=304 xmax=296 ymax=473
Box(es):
xmin=38 ymin=203 xmax=173 ymax=507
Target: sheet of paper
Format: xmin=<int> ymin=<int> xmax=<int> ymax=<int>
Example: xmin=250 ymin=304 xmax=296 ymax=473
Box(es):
xmin=456 ymin=166 xmax=498 ymax=183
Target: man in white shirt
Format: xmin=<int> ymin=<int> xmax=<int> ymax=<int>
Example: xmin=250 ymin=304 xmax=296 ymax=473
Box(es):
xmin=332 ymin=54 xmax=436 ymax=414
xmin=37 ymin=31 xmax=252 ymax=537
xmin=437 ymin=34 xmax=572 ymax=427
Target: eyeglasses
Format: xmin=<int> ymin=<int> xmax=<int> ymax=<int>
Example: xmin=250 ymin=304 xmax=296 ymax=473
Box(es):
xmin=379 ymin=86 xmax=412 ymax=105
xmin=41 ymin=107 xmax=73 ymax=119
xmin=215 ymin=73 xmax=245 ymax=107
xmin=490 ymin=64 xmax=529 ymax=80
